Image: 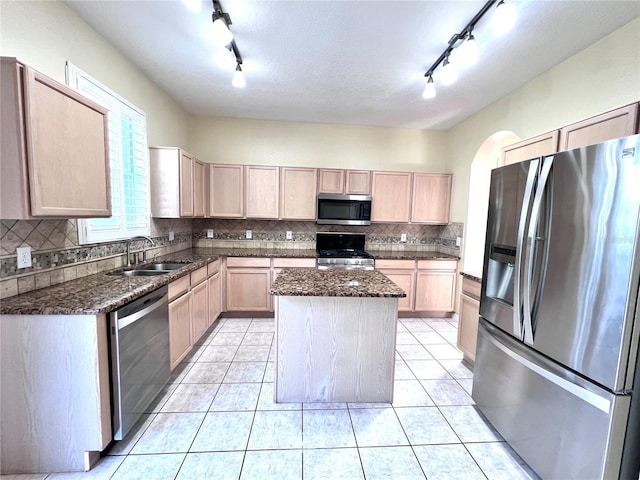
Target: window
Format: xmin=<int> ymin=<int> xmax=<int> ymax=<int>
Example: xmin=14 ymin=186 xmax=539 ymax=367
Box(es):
xmin=66 ymin=63 xmax=150 ymax=244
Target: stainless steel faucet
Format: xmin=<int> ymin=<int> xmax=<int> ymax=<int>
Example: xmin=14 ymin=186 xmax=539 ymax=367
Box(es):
xmin=126 ymin=235 xmax=155 ymax=267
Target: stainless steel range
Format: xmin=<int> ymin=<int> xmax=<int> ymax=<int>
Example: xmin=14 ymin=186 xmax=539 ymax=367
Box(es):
xmin=316 ymin=232 xmax=374 ymax=270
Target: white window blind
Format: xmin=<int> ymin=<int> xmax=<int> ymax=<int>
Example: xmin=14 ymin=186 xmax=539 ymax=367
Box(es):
xmin=66 ymin=63 xmax=150 ymax=244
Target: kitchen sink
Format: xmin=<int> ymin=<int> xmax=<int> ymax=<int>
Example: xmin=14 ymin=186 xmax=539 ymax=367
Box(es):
xmin=139 ymin=263 xmax=190 ymax=271
xmin=108 ymin=270 xmax=169 ymax=277
xmin=106 ymin=261 xmax=192 ymax=277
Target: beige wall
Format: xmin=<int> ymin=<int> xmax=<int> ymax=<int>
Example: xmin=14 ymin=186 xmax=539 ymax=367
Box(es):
xmin=0 ymin=0 xmax=190 ymax=148
xmin=447 ymin=17 xmax=640 ymax=223
xmin=189 ymin=115 xmax=450 ymax=172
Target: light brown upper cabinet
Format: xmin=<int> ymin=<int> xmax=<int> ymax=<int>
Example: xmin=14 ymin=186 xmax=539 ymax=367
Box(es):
xmin=318 ymin=169 xmax=344 ymax=194
xmin=371 ymin=171 xmax=412 ymax=223
xmin=150 ymin=147 xmax=205 ymax=218
xmin=500 ymin=130 xmax=560 ymax=166
xmin=193 ymin=159 xmax=206 ymax=217
xmin=280 ymin=167 xmax=317 ymax=220
xmin=245 ymin=165 xmax=280 ymax=219
xmin=411 ymin=173 xmax=452 ymax=224
xmin=559 ymin=103 xmax=639 ymax=151
xmin=1 ymin=57 xmax=111 ymax=219
xmin=318 ymin=169 xmax=371 ymax=194
xmin=208 ymin=164 xmax=244 ymax=218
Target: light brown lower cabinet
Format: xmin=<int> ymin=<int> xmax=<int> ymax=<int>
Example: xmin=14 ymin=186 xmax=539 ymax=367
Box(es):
xmin=458 ymin=293 xmax=480 ymax=362
xmin=191 ymin=279 xmax=208 ymax=344
xmin=457 ymin=276 xmax=481 ymax=362
xmin=169 ymin=289 xmax=192 ymax=371
xmin=376 ymin=260 xmax=416 ymax=312
xmin=414 ymin=260 xmax=457 ymax=312
xmin=226 ymin=257 xmax=272 ymax=311
xmin=208 ymin=271 xmax=222 ymax=325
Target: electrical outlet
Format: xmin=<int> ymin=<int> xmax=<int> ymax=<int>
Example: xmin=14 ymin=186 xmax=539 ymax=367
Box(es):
xmin=286 ymin=231 xmax=292 ymax=240
xmin=456 ymin=236 xmax=462 ymax=247
xmin=168 ymin=231 xmax=175 ymax=241
xmin=246 ymin=230 xmax=252 ymax=239
xmin=400 ymin=233 xmax=407 ymax=243
xmin=16 ymin=246 xmax=32 ymax=269
xmin=207 ymin=229 xmax=214 ymax=238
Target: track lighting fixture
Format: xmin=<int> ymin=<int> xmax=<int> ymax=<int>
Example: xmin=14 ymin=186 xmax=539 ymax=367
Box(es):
xmin=232 ymin=64 xmax=246 ymax=88
xmin=211 ymin=0 xmax=246 ymax=88
xmin=422 ymin=0 xmax=516 ymax=99
xmin=422 ymin=76 xmax=436 ymax=99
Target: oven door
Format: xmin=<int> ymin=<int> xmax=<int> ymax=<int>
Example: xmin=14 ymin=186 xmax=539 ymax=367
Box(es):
xmin=317 ymin=194 xmax=371 ymax=225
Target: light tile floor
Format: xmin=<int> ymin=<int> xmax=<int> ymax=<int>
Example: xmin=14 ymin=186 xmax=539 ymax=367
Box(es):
xmin=2 ymin=317 xmax=539 ymax=480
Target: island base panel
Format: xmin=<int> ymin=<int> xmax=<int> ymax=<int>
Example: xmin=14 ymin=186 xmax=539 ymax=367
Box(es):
xmin=274 ymin=296 xmax=398 ymax=403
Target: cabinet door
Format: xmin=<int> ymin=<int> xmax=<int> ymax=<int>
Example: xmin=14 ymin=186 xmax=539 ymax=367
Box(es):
xmin=191 ymin=280 xmax=208 ymax=344
xmin=179 ymin=152 xmax=194 ymax=217
xmin=345 ymin=170 xmax=371 ymax=195
xmin=559 ymin=103 xmax=639 ymax=151
xmin=371 ymin=171 xmax=411 ymax=223
xmin=226 ymin=268 xmax=271 ymax=311
xmin=379 ymin=269 xmax=415 ymax=311
xmin=411 ymin=173 xmax=452 ymax=224
xmin=169 ymin=292 xmax=192 ymax=370
xmin=209 ymin=164 xmax=244 ymax=217
xmin=458 ymin=294 xmax=480 ymax=362
xmin=414 ymin=271 xmax=456 ymax=312
xmin=193 ymin=159 xmax=206 ymax=217
xmin=208 ymin=272 xmax=221 ymax=326
xmin=280 ymin=167 xmax=317 ymax=220
xmin=501 ymin=130 xmax=560 ymax=166
xmin=245 ymin=166 xmax=279 ymax=219
xmin=318 ymin=169 xmax=345 ymax=193
xmin=23 ymin=65 xmax=111 ymax=217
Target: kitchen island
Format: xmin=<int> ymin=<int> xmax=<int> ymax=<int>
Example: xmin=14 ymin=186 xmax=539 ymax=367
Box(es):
xmin=270 ymin=268 xmax=405 ymax=403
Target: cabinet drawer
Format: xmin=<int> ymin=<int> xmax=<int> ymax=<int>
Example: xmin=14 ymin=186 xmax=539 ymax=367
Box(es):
xmin=226 ymin=257 xmax=271 ymax=268
xmin=190 ymin=266 xmax=207 ymax=285
xmin=462 ymin=276 xmax=481 ymax=300
xmin=168 ymin=275 xmax=190 ymax=301
xmin=207 ymin=258 xmax=221 ymax=276
xmin=417 ymin=259 xmax=457 ymax=271
xmin=272 ymin=258 xmax=315 ymax=268
xmin=375 ymin=259 xmax=415 ymax=269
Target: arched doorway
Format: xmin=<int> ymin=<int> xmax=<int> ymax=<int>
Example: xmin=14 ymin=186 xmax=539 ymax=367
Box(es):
xmin=462 ymin=131 xmax=520 ymax=275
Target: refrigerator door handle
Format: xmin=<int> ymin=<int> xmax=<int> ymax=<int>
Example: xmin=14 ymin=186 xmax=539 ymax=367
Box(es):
xmin=514 ymin=159 xmax=540 ymax=340
xmin=523 ymin=156 xmax=554 ymax=344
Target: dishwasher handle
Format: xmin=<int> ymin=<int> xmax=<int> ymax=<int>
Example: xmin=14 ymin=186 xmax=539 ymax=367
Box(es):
xmin=114 ymin=292 xmax=169 ymax=330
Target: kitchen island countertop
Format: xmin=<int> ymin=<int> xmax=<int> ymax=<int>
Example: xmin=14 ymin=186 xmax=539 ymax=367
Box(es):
xmin=270 ymin=267 xmax=406 ymax=297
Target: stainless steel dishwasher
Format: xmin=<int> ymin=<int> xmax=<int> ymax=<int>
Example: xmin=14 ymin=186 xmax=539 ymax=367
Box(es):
xmin=109 ymin=285 xmax=170 ymax=440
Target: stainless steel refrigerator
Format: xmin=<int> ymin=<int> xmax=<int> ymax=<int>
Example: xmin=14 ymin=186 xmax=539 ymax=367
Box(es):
xmin=472 ymin=134 xmax=640 ymax=480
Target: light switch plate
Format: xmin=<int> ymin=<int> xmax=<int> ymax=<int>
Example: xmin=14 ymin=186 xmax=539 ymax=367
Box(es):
xmin=456 ymin=236 xmax=461 ymax=247
xmin=246 ymin=230 xmax=252 ymax=239
xmin=169 ymin=231 xmax=175 ymax=241
xmin=16 ymin=246 xmax=32 ymax=269
xmin=286 ymin=231 xmax=292 ymax=240
xmin=400 ymin=233 xmax=407 ymax=242
xmin=207 ymin=229 xmax=214 ymax=238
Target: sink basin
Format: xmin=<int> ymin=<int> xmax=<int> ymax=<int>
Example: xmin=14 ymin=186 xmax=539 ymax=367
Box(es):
xmin=108 ymin=270 xmax=169 ymax=277
xmin=139 ymin=263 xmax=190 ymax=271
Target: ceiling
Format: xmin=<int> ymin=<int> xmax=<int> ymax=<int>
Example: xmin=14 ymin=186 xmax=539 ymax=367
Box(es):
xmin=65 ymin=0 xmax=639 ymax=130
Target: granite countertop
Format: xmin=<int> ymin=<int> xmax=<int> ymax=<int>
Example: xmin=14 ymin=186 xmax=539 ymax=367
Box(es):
xmin=369 ymin=250 xmax=460 ymax=260
xmin=0 ymin=249 xmax=221 ymax=316
xmin=270 ymin=268 xmax=406 ymax=298
xmin=0 ymin=246 xmax=453 ymax=315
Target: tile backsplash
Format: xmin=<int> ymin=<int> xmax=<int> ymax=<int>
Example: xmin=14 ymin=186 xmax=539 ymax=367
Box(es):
xmin=0 ymin=217 xmax=462 ymax=299
xmin=0 ymin=218 xmax=193 ymax=299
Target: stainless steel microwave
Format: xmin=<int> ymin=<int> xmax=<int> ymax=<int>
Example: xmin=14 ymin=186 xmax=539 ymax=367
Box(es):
xmin=316 ymin=193 xmax=372 ymax=226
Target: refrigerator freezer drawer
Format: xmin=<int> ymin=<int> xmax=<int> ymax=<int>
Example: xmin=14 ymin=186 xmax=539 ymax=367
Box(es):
xmin=473 ymin=320 xmax=630 ymax=480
